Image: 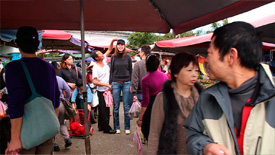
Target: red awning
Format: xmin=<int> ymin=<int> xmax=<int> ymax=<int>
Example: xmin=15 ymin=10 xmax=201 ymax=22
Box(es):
xmin=42 ymin=30 xmax=71 ymax=40
xmin=153 ymin=12 xmax=275 ymax=54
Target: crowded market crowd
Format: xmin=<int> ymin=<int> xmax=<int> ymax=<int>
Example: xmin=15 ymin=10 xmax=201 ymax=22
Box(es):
xmin=1 ymin=21 xmax=275 ymax=155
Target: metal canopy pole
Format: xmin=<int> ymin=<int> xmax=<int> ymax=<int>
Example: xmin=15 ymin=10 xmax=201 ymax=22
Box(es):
xmin=80 ymin=0 xmax=91 ymax=154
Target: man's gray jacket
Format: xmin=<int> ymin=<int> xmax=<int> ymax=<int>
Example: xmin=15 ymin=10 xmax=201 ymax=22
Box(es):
xmin=184 ymin=64 xmax=275 ymax=155
xmin=131 ymin=59 xmax=147 ymax=95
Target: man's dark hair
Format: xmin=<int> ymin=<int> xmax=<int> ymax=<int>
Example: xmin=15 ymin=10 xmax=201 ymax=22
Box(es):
xmin=170 ymin=52 xmax=198 ymax=82
xmin=91 ymin=51 xmax=99 ymax=62
xmin=141 ymin=45 xmax=151 ymax=56
xmin=76 ymin=79 xmax=83 ymax=87
xmin=15 ymin=26 xmax=39 ymax=54
xmin=146 ymin=54 xmax=160 ymax=72
xmin=212 ymin=21 xmax=262 ymax=69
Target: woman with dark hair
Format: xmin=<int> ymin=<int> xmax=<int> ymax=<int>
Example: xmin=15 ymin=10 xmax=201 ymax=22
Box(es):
xmin=106 ymin=38 xmax=132 ymax=135
xmin=147 ymin=52 xmax=203 ymax=154
xmin=136 ymin=54 xmax=168 ymax=141
xmin=59 ymin=54 xmax=82 ymax=95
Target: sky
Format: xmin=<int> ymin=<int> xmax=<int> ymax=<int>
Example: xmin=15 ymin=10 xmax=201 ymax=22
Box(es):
xmin=192 ymin=2 xmax=275 ymax=33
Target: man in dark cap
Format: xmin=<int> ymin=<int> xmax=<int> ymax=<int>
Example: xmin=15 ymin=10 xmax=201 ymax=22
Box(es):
xmin=5 ymin=26 xmax=60 ymax=154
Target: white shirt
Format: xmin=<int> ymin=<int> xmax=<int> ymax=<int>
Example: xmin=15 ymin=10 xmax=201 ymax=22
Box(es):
xmin=92 ymin=54 xmax=110 ymax=92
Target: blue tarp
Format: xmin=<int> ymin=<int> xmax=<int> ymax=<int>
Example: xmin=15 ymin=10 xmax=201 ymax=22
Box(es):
xmin=0 ymin=30 xmax=43 ymax=49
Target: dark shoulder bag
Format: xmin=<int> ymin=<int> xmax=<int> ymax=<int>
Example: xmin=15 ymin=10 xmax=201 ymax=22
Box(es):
xmin=62 ymin=98 xmax=77 ymax=119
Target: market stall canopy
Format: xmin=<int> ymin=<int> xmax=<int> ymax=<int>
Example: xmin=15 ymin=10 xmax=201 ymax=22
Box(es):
xmin=153 ymin=11 xmax=275 ymax=54
xmin=153 ymin=33 xmax=212 ymax=55
xmin=251 ymin=13 xmax=275 ymax=43
xmin=0 ymin=29 xmax=90 ymax=52
xmin=0 ymin=0 xmax=272 ymax=34
xmin=153 ymin=32 xmax=275 ymax=55
xmin=42 ymin=30 xmax=89 ymax=51
xmin=0 ymin=30 xmax=17 ymax=47
xmin=36 ymin=49 xmax=82 ymax=54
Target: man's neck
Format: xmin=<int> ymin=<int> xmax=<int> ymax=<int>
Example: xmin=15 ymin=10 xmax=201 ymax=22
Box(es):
xmin=96 ymin=60 xmax=104 ymax=66
xmin=226 ymin=67 xmax=256 ymax=89
xmin=21 ymin=52 xmax=37 ymax=58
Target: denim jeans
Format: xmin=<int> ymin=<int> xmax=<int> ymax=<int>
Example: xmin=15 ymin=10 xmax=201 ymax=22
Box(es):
xmin=112 ymin=81 xmax=131 ymax=130
xmin=136 ymin=93 xmax=142 ymax=103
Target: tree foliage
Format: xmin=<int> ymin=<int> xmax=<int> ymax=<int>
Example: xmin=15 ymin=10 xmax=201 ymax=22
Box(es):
xmin=127 ymin=31 xmax=196 ymax=48
xmin=127 ymin=19 xmax=228 ymax=49
xmin=127 ymin=32 xmax=157 ymax=49
xmin=211 ymin=19 xmax=228 ymax=31
xmin=128 ymin=50 xmax=139 ymax=57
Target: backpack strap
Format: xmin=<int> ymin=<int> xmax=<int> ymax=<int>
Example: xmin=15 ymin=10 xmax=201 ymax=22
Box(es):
xmin=19 ymin=59 xmax=37 ymax=95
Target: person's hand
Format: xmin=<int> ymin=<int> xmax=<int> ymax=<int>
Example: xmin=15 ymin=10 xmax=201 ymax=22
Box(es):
xmin=0 ymin=92 xmax=2 ymax=99
xmin=136 ymin=119 xmax=142 ymax=127
xmin=203 ymin=143 xmax=231 ymax=155
xmin=130 ymin=86 xmax=132 ymax=93
xmin=5 ymin=138 xmax=22 ymax=155
xmin=112 ymin=37 xmax=118 ymax=42
xmin=87 ymin=104 xmax=91 ymax=111
xmin=133 ymin=95 xmax=138 ymax=102
xmin=68 ymin=83 xmax=76 ymax=89
xmin=72 ymin=103 xmax=76 ymax=109
xmin=107 ymin=84 xmax=112 ymax=90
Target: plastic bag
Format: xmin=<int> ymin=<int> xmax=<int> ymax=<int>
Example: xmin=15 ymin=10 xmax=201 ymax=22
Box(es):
xmin=92 ymin=89 xmax=99 ymax=107
xmin=0 ymin=101 xmax=5 ymax=120
xmin=103 ymin=90 xmax=113 ymax=107
xmin=128 ymin=100 xmax=141 ymax=118
xmin=133 ymin=126 xmax=143 ymax=155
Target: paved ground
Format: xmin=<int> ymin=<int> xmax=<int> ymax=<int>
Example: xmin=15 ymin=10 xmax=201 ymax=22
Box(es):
xmin=55 ymin=102 xmax=147 ymax=154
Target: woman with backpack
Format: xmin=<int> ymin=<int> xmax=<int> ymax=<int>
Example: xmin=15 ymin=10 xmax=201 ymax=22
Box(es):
xmin=147 ymin=52 xmax=204 ymax=154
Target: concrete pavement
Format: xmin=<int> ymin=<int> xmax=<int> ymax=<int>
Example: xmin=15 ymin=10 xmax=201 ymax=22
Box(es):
xmin=55 ymin=102 xmax=147 ymax=154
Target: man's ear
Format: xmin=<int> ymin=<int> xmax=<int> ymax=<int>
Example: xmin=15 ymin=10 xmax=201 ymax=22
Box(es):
xmin=228 ymin=48 xmax=238 ymax=65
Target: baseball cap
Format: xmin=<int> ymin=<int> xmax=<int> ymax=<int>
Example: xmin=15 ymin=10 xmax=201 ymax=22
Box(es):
xmin=15 ymin=26 xmax=38 ymax=43
xmin=117 ymin=39 xmax=125 ymax=45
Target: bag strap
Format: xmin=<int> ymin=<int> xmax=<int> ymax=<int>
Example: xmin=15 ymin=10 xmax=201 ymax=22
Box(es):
xmin=75 ymin=66 xmax=78 ymax=80
xmin=19 ymin=59 xmax=37 ymax=95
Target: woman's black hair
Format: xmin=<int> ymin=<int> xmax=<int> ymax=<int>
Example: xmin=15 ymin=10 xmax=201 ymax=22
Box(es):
xmin=146 ymin=54 xmax=160 ymax=72
xmin=170 ymin=52 xmax=198 ymax=82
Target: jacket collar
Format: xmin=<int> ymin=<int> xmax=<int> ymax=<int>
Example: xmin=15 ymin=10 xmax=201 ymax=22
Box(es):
xmin=204 ymin=63 xmax=275 ymax=130
xmin=255 ymin=63 xmax=275 ymax=104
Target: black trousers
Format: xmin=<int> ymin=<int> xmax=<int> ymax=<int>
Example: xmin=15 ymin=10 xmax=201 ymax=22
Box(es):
xmin=0 ymin=117 xmax=10 ymax=154
xmin=142 ymin=95 xmax=156 ymax=141
xmin=97 ymin=91 xmax=112 ymax=132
